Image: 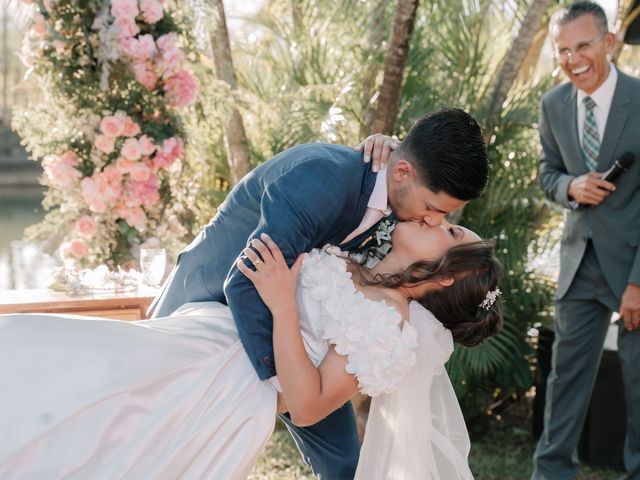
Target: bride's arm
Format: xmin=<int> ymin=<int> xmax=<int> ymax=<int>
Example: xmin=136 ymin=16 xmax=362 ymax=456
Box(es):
xmin=272 ymin=304 xmax=359 ymax=426
xmin=237 ymin=234 xmax=360 ymax=426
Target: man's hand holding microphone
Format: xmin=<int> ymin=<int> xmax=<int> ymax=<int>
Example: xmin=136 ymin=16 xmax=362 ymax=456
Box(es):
xmin=568 ymin=152 xmax=634 ymax=206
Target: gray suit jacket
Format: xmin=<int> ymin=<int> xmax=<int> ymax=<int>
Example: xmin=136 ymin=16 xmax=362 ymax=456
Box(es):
xmin=538 ymin=69 xmax=640 ymax=301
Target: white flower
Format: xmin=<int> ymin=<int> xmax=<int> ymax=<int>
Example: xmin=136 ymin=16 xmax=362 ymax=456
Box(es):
xmin=374 ymin=218 xmax=396 ymax=246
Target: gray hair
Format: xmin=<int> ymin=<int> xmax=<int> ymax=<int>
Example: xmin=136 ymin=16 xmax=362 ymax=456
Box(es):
xmin=549 ymin=1 xmax=609 ymax=35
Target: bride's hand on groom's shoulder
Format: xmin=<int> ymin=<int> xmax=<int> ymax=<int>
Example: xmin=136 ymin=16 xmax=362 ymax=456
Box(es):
xmin=236 ymin=233 xmax=304 ymax=315
xmin=354 ymin=133 xmax=399 ymax=172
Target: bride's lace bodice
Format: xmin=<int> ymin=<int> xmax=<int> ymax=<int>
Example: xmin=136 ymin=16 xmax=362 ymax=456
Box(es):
xmin=295 ymin=248 xmax=418 ymax=397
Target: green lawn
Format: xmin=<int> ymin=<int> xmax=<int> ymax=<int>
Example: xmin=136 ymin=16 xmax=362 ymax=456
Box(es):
xmin=250 ymin=423 xmax=313 ymax=479
xmin=251 ymin=401 xmax=623 ymax=479
xmin=467 ymin=402 xmax=621 ymax=480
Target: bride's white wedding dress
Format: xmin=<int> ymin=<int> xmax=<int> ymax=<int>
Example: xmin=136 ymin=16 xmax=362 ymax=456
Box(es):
xmin=0 ymin=249 xmax=473 ymax=479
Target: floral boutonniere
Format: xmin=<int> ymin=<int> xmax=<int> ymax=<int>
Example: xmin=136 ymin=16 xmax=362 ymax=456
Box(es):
xmin=374 ymin=218 xmax=397 ymax=246
xmin=352 ymin=215 xmax=397 ymax=267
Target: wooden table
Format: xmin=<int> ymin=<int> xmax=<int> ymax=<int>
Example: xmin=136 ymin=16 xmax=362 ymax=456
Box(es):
xmin=0 ymin=287 xmax=160 ymax=321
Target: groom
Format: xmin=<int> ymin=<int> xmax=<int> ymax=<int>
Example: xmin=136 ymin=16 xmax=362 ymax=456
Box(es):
xmin=149 ymin=108 xmax=489 ymax=479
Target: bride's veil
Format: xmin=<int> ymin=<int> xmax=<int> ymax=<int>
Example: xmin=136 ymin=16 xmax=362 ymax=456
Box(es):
xmin=355 ymin=302 xmax=474 ymax=479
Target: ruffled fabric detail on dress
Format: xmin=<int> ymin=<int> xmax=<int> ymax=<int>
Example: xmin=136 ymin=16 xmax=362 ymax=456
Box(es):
xmin=355 ymin=302 xmax=473 ymax=479
xmin=297 ymin=248 xmax=418 ymax=397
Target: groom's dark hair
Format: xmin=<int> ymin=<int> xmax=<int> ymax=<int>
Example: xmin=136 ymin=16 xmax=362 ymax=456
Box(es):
xmin=397 ymin=108 xmax=488 ymax=200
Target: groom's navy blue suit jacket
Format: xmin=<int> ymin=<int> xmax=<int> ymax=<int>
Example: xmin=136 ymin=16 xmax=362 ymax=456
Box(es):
xmin=151 ymin=143 xmax=378 ymax=380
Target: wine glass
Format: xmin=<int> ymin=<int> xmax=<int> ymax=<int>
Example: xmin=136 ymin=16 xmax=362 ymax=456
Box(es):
xmin=140 ymin=248 xmax=166 ymax=287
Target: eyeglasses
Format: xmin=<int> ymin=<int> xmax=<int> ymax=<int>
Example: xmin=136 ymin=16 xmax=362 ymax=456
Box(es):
xmin=554 ymin=33 xmax=606 ymax=62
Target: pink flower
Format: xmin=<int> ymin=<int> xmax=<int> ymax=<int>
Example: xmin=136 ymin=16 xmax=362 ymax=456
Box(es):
xmin=111 ymin=0 xmax=139 ymax=20
xmin=81 ymin=177 xmax=107 ymax=213
xmin=157 ymin=48 xmax=181 ymax=73
xmin=128 ymin=34 xmax=157 ymax=62
xmin=80 ymin=168 xmax=123 ymax=213
xmin=130 ymin=173 xmax=160 ymax=207
xmin=100 ymin=115 xmax=125 ymax=138
xmin=69 ymin=238 xmax=89 ymax=259
xmin=163 ymin=137 xmax=184 ymax=158
xmin=117 ymin=157 xmax=137 ymax=173
xmin=116 ymin=206 xmax=148 ymax=232
xmin=75 ymin=215 xmax=97 ymax=237
xmin=61 ymin=151 xmax=80 ymax=167
xmin=115 ymin=17 xmax=140 ymax=40
xmin=131 ymin=62 xmax=159 ymax=90
xmin=129 ymin=162 xmax=152 ymax=182
xmin=123 ymin=118 xmax=141 ymax=137
xmin=163 ymin=68 xmax=198 ymax=108
xmin=156 ymin=32 xmax=178 ymax=52
xmin=140 ymin=0 xmax=164 ymax=24
xmin=103 ymin=164 xmax=124 ymax=185
xmin=95 ymin=134 xmax=116 ymax=154
xmin=153 ymin=136 xmax=183 ymax=169
xmin=139 ymin=135 xmax=156 ymax=156
xmin=121 ymin=138 xmax=142 ymax=161
xmin=122 ymin=190 xmax=143 ymax=208
xmin=138 ymin=34 xmax=158 ymax=61
xmin=117 ymin=36 xmax=136 ymax=56
xmin=43 ymin=152 xmax=81 ymax=188
xmin=33 ymin=13 xmax=47 ymax=39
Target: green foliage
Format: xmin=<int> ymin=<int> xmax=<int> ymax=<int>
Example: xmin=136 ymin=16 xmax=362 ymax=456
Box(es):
xmin=233 ymin=0 xmax=390 ymax=154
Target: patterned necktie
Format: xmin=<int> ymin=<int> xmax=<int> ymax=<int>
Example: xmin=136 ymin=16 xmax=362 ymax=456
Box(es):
xmin=341 ymin=207 xmax=385 ymax=245
xmin=582 ymin=96 xmax=600 ymax=171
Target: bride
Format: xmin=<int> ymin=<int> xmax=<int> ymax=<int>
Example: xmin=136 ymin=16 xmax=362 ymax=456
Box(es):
xmin=0 ymin=220 xmax=502 ymax=479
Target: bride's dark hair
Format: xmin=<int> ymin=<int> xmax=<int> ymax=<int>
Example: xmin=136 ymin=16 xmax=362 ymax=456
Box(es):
xmin=357 ymin=240 xmax=503 ymax=347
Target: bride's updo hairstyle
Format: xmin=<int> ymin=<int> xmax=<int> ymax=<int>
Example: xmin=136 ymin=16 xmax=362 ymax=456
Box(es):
xmin=361 ymin=240 xmax=503 ymax=347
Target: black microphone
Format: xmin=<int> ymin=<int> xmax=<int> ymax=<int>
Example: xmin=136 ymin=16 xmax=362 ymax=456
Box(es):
xmin=602 ymin=152 xmax=635 ymax=183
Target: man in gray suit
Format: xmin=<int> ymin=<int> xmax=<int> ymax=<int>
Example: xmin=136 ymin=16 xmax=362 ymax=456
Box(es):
xmin=533 ymin=2 xmax=640 ymax=478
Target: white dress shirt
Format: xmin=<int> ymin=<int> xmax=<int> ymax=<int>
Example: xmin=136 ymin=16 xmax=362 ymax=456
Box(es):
xmin=577 ymin=63 xmax=617 ymax=145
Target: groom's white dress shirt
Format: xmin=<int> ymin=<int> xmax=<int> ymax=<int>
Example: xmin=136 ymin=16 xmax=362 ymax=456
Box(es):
xmin=341 ymin=170 xmax=392 ymax=245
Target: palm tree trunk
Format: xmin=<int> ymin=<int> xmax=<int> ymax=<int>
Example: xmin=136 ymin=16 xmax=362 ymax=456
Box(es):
xmin=210 ymin=0 xmax=252 ymax=184
xmin=359 ymin=0 xmax=391 ymax=138
xmin=372 ymin=0 xmax=420 ymax=135
xmin=515 ymin=20 xmax=549 ymax=84
xmin=483 ymin=0 xmax=551 ymax=127
xmin=612 ymin=2 xmax=640 ymax=63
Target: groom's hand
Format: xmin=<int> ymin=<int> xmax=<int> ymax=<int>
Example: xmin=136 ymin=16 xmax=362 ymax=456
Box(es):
xmin=355 ymin=134 xmax=399 ymax=172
